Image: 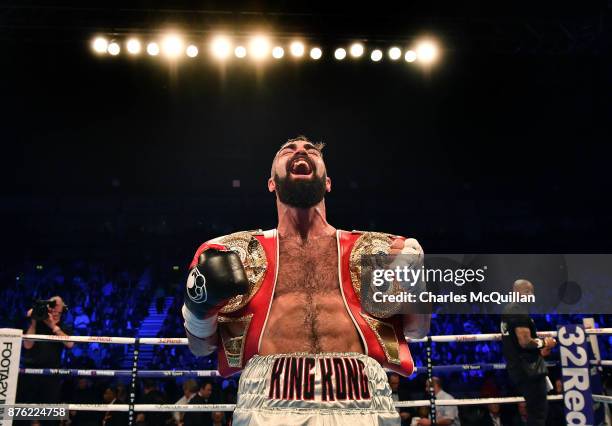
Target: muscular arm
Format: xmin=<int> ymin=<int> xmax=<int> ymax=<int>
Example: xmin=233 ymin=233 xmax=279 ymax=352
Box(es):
xmin=515 ymin=326 xmax=541 ymax=349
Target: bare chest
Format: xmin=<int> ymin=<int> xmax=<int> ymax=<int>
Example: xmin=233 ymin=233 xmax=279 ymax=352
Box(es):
xmin=274 ymin=236 xmax=339 ymax=296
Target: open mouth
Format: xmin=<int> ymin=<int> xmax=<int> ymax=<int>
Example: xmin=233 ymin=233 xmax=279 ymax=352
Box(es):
xmin=288 ymin=157 xmax=313 ymax=176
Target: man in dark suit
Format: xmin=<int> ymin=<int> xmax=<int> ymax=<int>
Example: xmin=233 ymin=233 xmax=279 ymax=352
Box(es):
xmin=102 ymin=386 xmax=128 ymax=426
xmin=479 ymin=403 xmax=514 ymax=426
xmin=183 ymin=382 xmax=215 ymax=426
xmin=137 ymin=379 xmax=170 ymax=426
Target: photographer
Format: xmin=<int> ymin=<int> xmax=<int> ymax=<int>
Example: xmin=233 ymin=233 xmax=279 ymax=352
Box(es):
xmin=17 ymin=296 xmax=74 ymax=411
xmin=501 ymin=280 xmax=556 ymax=426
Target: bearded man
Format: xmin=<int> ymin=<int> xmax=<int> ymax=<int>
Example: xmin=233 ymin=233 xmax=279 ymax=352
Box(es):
xmin=182 ymin=136 xmax=430 ymax=426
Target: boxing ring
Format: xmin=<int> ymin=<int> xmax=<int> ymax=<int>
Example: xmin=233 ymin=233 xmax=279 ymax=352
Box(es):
xmin=3 ymin=326 xmax=612 ymax=423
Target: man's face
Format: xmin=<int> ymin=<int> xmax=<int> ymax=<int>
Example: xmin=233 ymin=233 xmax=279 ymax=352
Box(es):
xmin=49 ymin=300 xmax=64 ymax=322
xmin=269 ymin=140 xmax=331 ymax=208
xmin=201 ymin=383 xmax=213 ymax=399
xmin=389 ymin=375 xmax=400 ymax=392
xmin=488 ymin=404 xmax=500 ymax=415
xmin=103 ymin=389 xmax=115 ymax=403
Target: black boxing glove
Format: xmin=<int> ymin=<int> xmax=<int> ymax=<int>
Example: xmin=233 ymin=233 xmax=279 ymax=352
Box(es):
xmin=182 ymin=244 xmax=249 ymax=348
xmin=184 ymin=248 xmax=249 ymax=317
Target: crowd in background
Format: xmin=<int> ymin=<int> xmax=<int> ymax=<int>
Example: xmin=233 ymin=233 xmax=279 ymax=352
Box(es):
xmin=1 ymin=259 xmax=153 ymax=369
xmin=1 ymin=260 xmax=611 ymax=425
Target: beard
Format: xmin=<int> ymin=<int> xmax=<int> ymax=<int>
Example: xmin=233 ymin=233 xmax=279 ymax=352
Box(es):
xmin=273 ymin=172 xmax=327 ymax=208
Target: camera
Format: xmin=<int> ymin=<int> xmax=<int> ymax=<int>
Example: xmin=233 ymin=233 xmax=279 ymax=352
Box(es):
xmin=31 ymin=299 xmax=66 ymax=321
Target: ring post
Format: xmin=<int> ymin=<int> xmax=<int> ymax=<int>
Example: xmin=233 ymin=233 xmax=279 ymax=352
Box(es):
xmin=128 ymin=338 xmax=140 ymax=426
xmin=0 ymin=329 xmax=23 ymax=426
xmin=426 ymin=336 xmax=437 ymax=425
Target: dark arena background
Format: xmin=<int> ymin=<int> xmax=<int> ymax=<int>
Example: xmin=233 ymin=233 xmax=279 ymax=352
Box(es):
xmin=0 ymin=2 xmax=611 ymax=425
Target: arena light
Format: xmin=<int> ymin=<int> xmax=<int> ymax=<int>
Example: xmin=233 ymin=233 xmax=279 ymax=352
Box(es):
xmin=249 ymin=35 xmax=270 ymax=60
xmin=235 ymin=45 xmax=247 ymax=58
xmin=404 ymin=50 xmax=417 ymax=63
xmin=107 ymin=42 xmax=120 ymax=56
xmin=416 ymin=40 xmax=438 ymax=64
xmin=334 ymin=48 xmax=347 ymax=60
xmin=186 ymin=44 xmax=199 ymax=58
xmin=147 ymin=42 xmax=160 ymax=56
xmin=388 ymin=47 xmax=401 ymax=60
xmin=370 ymin=49 xmax=383 ymax=62
xmin=349 ymin=43 xmax=364 ymax=58
xmin=92 ymin=37 xmax=108 ymax=54
xmin=211 ymin=36 xmax=232 ymax=60
xmin=272 ymin=46 xmax=284 ymax=59
xmin=310 ymin=47 xmax=322 ymax=60
xmin=126 ymin=38 xmax=141 ymax=55
xmin=162 ymin=34 xmax=184 ymax=58
xmin=290 ymin=41 xmax=305 ymax=57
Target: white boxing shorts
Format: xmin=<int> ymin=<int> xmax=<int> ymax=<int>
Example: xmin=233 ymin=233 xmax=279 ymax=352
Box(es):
xmin=232 ymin=352 xmax=400 ymax=426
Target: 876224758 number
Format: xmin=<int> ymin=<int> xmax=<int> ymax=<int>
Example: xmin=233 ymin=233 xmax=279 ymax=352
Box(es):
xmin=1 ymin=405 xmax=69 ymax=420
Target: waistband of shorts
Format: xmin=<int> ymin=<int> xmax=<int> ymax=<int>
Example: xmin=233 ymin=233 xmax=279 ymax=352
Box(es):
xmin=251 ymin=352 xmax=367 ymax=360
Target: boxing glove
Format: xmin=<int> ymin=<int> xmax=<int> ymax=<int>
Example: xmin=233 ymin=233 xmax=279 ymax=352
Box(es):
xmin=182 ymin=245 xmax=249 ymax=353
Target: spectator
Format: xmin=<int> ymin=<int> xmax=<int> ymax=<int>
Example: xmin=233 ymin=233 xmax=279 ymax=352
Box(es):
xmin=211 ymin=411 xmax=227 ymax=426
xmin=72 ymin=306 xmax=90 ymax=333
xmin=512 ymin=402 xmax=529 ymax=426
xmin=69 ymin=378 xmax=101 ymax=426
xmin=480 ymin=403 xmax=513 ymax=426
xmin=416 ymin=377 xmax=460 ymax=426
xmin=102 ymin=386 xmax=128 ymax=426
xmin=184 ymin=382 xmax=215 ymax=426
xmin=411 ymin=407 xmax=430 ymax=426
xmin=102 ymin=280 xmax=114 ymax=298
xmin=174 ymin=379 xmax=200 ymax=425
xmin=138 ymin=379 xmax=170 ymax=426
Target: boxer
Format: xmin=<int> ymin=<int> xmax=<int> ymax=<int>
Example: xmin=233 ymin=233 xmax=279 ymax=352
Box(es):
xmin=182 ymin=136 xmax=431 ymax=425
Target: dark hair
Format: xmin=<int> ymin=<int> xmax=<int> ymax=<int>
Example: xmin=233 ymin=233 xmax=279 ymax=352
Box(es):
xmin=279 ymin=135 xmax=325 ymax=154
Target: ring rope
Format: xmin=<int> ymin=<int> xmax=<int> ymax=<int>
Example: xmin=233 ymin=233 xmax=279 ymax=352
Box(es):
xmin=395 ymin=395 xmax=564 ymax=408
xmin=19 ymin=368 xmax=221 ymax=377
xmin=593 ymin=395 xmax=612 ymax=404
xmin=21 ymin=328 xmax=612 ymax=345
xmin=17 ymin=394 xmax=583 ymax=412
